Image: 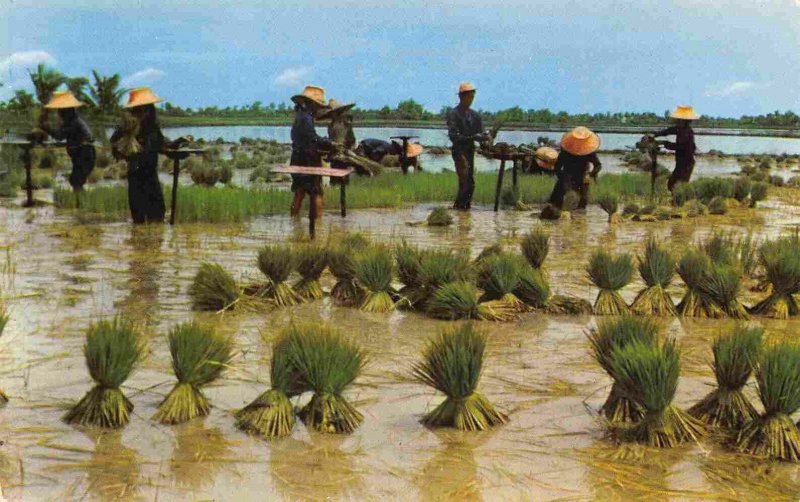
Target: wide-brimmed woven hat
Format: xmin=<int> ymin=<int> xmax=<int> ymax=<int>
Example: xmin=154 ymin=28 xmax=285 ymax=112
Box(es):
xmin=291 ymin=85 xmax=326 ymax=107
xmin=318 ymin=98 xmax=355 ymax=119
xmin=561 ymin=126 xmax=600 ymax=156
xmin=44 ymin=90 xmax=84 ymax=109
xmin=670 ymin=105 xmax=700 ymax=121
xmin=458 ymin=82 xmax=476 ymax=94
xmin=534 ymin=146 xmax=558 ymax=169
xmin=406 ymin=143 xmax=423 ymax=158
xmin=124 ymin=87 xmax=164 ymax=108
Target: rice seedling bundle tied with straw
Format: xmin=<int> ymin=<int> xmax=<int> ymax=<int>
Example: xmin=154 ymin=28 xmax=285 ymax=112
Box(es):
xmin=630 ymin=238 xmax=677 ymax=316
xmin=514 ymin=266 xmax=551 ymax=309
xmin=414 ymin=248 xmax=472 ymax=310
xmin=587 ymin=249 xmax=634 ymax=316
xmin=394 ymin=242 xmax=425 ymax=307
xmin=611 ymin=339 xmax=706 ymax=447
xmin=520 ymin=229 xmax=549 ymax=269
xmin=328 ymin=245 xmax=363 ymax=307
xmin=153 ymin=322 xmax=234 ymax=425
xmin=354 ymin=247 xmax=396 ymax=313
xmin=750 ymin=237 xmax=800 ymax=319
xmin=699 ymin=263 xmax=750 ymax=319
xmin=688 ymin=325 xmax=762 ymax=430
xmin=64 ymin=317 xmax=145 ymax=429
xmin=293 ymin=244 xmax=327 ymax=300
xmin=189 ymin=262 xmax=240 ymax=312
xmin=257 ymin=244 xmax=303 ymax=307
xmin=413 ymin=323 xmax=507 ymax=431
xmin=477 ymin=253 xmax=527 ymax=312
xmin=676 ymin=249 xmax=723 ymax=318
xmin=588 ymin=316 xmax=659 ymax=424
xmin=736 ymin=342 xmax=800 ymax=462
xmin=427 ymin=281 xmax=516 ymax=322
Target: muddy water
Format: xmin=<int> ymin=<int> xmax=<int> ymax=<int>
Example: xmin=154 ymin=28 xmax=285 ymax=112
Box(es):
xmin=2 ymin=196 xmax=800 ymax=501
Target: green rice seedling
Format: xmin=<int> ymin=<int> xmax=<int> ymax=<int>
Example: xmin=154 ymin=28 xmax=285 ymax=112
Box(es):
xmin=736 ymin=342 xmax=800 ymax=461
xmin=676 ymin=249 xmax=723 ymax=318
xmin=340 ymin=232 xmax=370 ymax=251
xmin=630 ymin=238 xmax=677 ymax=316
xmin=749 ymin=182 xmax=768 ymax=207
xmin=64 ymin=317 xmax=145 ymax=428
xmin=514 ymin=266 xmax=551 ymax=309
xmin=654 ymin=207 xmax=672 ymax=221
xmin=413 ymin=323 xmax=507 ymax=431
xmin=787 ymin=176 xmax=800 ymax=188
xmin=587 ymin=316 xmax=659 ymax=424
xmin=700 ymin=263 xmax=750 ymax=319
xmin=474 ymin=243 xmax=502 ymax=264
xmin=750 ymin=237 xmax=800 ymax=318
xmin=395 ymin=241 xmax=425 ymax=292
xmin=702 ymin=232 xmax=737 ymax=266
xmin=597 ymin=194 xmax=619 ymax=220
xmin=733 ymin=177 xmax=752 ymax=203
xmin=293 ymin=244 xmax=327 ymax=300
xmin=188 ymin=262 xmax=240 ymax=312
xmin=520 ymin=229 xmax=549 ymax=269
xmin=611 ymin=339 xmax=706 ymax=447
xmin=427 ymin=207 xmax=453 ymax=226
xmin=153 ymin=323 xmax=234 ymax=425
xmin=257 ymin=245 xmax=302 ymax=307
xmin=354 ymin=247 xmax=396 ymax=313
xmin=236 ymin=330 xmax=307 ymax=438
xmin=735 ymin=233 xmax=759 ymax=277
xmin=688 ymin=325 xmax=762 ymax=429
xmin=289 ymin=323 xmax=366 ymax=434
xmin=671 ymin=183 xmax=696 ymax=207
xmin=416 ymin=248 xmax=472 ymax=306
xmin=708 ymin=196 xmax=727 ymax=215
xmin=749 ymin=171 xmax=768 ymax=183
xmin=545 ymin=294 xmax=594 ymax=315
xmin=476 ymin=253 xmax=526 ymax=312
xmin=327 ymin=245 xmax=362 ymax=307
xmin=622 ymin=202 xmax=641 ymax=217
xmin=587 ymin=249 xmax=634 ymax=315
xmin=427 ymin=281 xmax=517 ymax=322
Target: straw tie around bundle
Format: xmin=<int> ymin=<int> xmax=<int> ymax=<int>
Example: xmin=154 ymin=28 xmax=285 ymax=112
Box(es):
xmin=476 ymin=253 xmax=527 ymax=312
xmin=587 ymin=249 xmax=634 ymax=316
xmin=630 ymin=238 xmax=677 ymax=316
xmin=188 ymin=262 xmax=240 ymax=312
xmin=257 ymin=244 xmax=303 ymax=307
xmin=293 ymin=244 xmax=328 ymax=300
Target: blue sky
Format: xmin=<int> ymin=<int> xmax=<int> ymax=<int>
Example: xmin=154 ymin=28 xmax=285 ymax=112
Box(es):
xmin=1 ymin=0 xmax=798 ymax=117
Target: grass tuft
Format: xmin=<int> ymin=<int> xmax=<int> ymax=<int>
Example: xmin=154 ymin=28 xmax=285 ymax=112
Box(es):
xmin=520 ymin=229 xmax=549 ymax=269
xmin=354 ymin=247 xmax=396 ymax=313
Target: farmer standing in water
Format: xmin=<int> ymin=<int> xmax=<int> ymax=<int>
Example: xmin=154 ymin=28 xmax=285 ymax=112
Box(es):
xmin=447 ymin=83 xmax=489 ymax=210
xmin=289 ymin=85 xmax=331 ymax=219
xmin=653 ymin=105 xmax=699 ymax=191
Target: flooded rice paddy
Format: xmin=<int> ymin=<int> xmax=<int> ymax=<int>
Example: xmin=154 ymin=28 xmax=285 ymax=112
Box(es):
xmin=2 ymin=189 xmax=800 ymax=500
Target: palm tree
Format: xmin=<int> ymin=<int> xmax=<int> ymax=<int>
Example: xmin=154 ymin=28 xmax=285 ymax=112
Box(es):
xmin=8 ymin=90 xmax=35 ymax=113
xmin=28 ymin=63 xmax=66 ymax=105
xmin=66 ymin=76 xmax=94 ymax=106
xmin=89 ymin=70 xmax=127 ymax=115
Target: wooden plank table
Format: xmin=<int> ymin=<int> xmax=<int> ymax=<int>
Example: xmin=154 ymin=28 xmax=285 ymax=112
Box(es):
xmin=484 ymin=149 xmax=532 ymax=212
xmin=0 ymin=139 xmax=79 ymax=207
xmin=163 ymin=148 xmax=206 ymax=225
xmin=272 ymin=165 xmax=354 ymax=239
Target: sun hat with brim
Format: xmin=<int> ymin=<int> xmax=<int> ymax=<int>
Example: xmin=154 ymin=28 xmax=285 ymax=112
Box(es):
xmin=670 ymin=105 xmax=700 ymax=121
xmin=534 ymin=146 xmax=559 ymax=169
xmin=124 ymin=87 xmax=164 ymax=108
xmin=291 ymin=85 xmax=326 ymax=107
xmin=406 ymin=143 xmax=423 ymax=158
xmin=561 ymin=126 xmax=600 ymax=156
xmin=458 ymin=82 xmax=476 ymax=94
xmin=317 ymin=98 xmax=355 ymax=119
xmin=44 ymin=90 xmax=85 ymax=109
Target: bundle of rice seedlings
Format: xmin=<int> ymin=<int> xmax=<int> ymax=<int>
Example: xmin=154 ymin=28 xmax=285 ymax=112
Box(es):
xmin=676 ymin=249 xmax=723 ymax=318
xmin=395 ymin=241 xmax=424 ymax=292
xmin=236 ymin=330 xmax=308 ymax=438
xmin=188 ymin=262 xmax=240 ymax=312
xmin=354 ymin=247 xmax=396 ymax=313
xmin=587 ymin=316 xmax=659 ymax=423
xmin=611 ymin=339 xmax=706 ymax=447
xmin=622 ymin=202 xmax=641 ymax=217
xmin=520 ymin=229 xmax=549 ymax=269
xmin=514 ymin=266 xmax=551 ymax=309
xmin=700 ymin=263 xmax=750 ymax=319
xmin=688 ymin=325 xmax=762 ymax=429
xmin=749 ymin=182 xmax=768 ymax=207
xmin=770 ymin=175 xmax=785 ymax=187
xmin=153 ymin=322 xmax=234 ymax=424
xmin=671 ymin=183 xmax=696 ymax=207
xmin=327 ymin=245 xmax=362 ymax=307
xmin=750 ymin=237 xmax=800 ymax=318
xmin=412 ymin=323 xmax=507 ymax=431
xmin=702 ymin=232 xmax=736 ymax=266
xmin=654 ymin=207 xmax=672 ymax=221
xmin=587 ymin=250 xmax=634 ymax=315
xmin=64 ymin=317 xmax=145 ymax=428
xmin=597 ymin=194 xmax=619 ymax=222
xmin=257 ymin=245 xmax=302 ymax=307
xmin=427 ymin=281 xmax=517 ymax=322
xmin=427 ymin=207 xmax=453 ymax=226
xmin=290 ymin=323 xmax=366 ymax=434
xmin=476 ymin=253 xmax=526 ymax=312
xmin=293 ymin=244 xmax=327 ymax=300
xmin=735 ymin=342 xmax=800 ymax=461
xmin=685 ymin=200 xmax=708 ymax=218
xmin=340 ymin=232 xmax=370 ymax=250
xmin=539 ymin=203 xmax=561 ymax=220
xmin=414 ymin=248 xmax=472 ymax=308
xmin=112 ymin=112 xmax=141 ymax=158
xmin=545 ymin=294 xmax=594 ymax=315
xmin=630 ymin=238 xmax=677 ymax=316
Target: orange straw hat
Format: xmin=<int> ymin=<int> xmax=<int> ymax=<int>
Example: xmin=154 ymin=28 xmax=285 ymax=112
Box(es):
xmin=670 ymin=105 xmax=700 ymax=121
xmin=291 ymin=85 xmax=326 ymax=107
xmin=124 ymin=87 xmax=164 ymax=108
xmin=44 ymin=90 xmax=85 ymax=109
xmin=317 ymin=98 xmax=355 ymax=119
xmin=406 ymin=143 xmax=423 ymax=158
xmin=458 ymin=82 xmax=476 ymax=94
xmin=560 ymin=126 xmax=601 ymax=156
xmin=534 ymin=146 xmax=559 ymax=169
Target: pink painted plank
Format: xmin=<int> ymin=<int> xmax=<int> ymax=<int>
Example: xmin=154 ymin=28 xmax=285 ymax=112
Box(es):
xmin=272 ymin=165 xmax=354 ymax=177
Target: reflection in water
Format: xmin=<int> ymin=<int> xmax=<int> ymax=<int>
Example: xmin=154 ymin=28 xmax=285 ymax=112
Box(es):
xmin=699 ymin=450 xmax=800 ymax=500
xmin=116 ymin=225 xmax=164 ymax=327
xmin=417 ymin=430 xmax=489 ymax=502
xmin=170 ymin=423 xmax=233 ymax=490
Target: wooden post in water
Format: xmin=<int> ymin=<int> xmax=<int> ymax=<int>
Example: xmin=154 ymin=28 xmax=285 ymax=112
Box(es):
xmin=512 ymin=158 xmax=518 ymax=192
xmin=22 ymin=145 xmax=33 ymax=208
xmin=340 ymin=182 xmax=347 ymax=217
xmin=493 ymin=158 xmax=506 ymax=212
xmin=651 ymin=149 xmax=658 ymax=197
xmin=170 ymin=157 xmax=180 ymax=225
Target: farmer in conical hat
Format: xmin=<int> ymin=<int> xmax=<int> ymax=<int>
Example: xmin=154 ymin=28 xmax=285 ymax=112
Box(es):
xmin=319 ymin=98 xmax=357 ymax=183
xmin=548 ymin=126 xmax=602 ymax=209
xmin=448 ymin=82 xmax=490 ymax=210
xmin=290 ymin=85 xmax=332 ymax=219
xmin=110 ymin=87 xmax=168 ymax=224
xmin=40 ymin=90 xmax=96 ymax=193
xmin=653 ymin=105 xmax=698 ymax=191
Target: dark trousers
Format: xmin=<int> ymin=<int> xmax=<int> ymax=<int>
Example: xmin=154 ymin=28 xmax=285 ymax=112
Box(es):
xmin=452 ymin=148 xmax=475 ymax=209
xmin=128 ymin=169 xmax=165 ymax=224
xmin=667 ymin=158 xmax=695 ymax=191
xmin=67 ymin=145 xmax=96 ymax=190
xmin=549 ymin=169 xmax=590 ymax=209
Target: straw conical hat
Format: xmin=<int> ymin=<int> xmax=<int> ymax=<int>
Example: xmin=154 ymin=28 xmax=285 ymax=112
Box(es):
xmin=561 ymin=127 xmax=600 ymax=156
xmin=406 ymin=143 xmax=423 ymax=158
xmin=458 ymin=82 xmax=476 ymax=94
xmin=670 ymin=105 xmax=700 ymax=121
xmin=534 ymin=146 xmax=558 ymax=169
xmin=318 ymin=98 xmax=356 ymax=119
xmin=124 ymin=87 xmax=164 ymax=108
xmin=291 ymin=85 xmax=326 ymax=107
xmin=44 ymin=90 xmax=84 ymax=109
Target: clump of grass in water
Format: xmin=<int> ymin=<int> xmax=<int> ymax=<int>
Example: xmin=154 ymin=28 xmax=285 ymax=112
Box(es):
xmin=749 ymin=182 xmax=768 ymax=207
xmin=597 ymin=194 xmax=619 ymax=222
xmin=413 ymin=323 xmax=507 ymax=431
xmin=476 ymin=253 xmax=527 ymax=312
xmin=587 ymin=249 xmax=633 ymax=315
xmin=700 ymin=263 xmax=750 ymax=319
xmin=293 ymin=244 xmax=327 ymax=300
xmin=236 ymin=330 xmax=307 ymax=438
xmin=64 ymin=317 xmax=145 ymax=428
xmin=427 ymin=281 xmax=517 ymax=322
xmin=289 ymin=323 xmax=366 ymax=434
xmin=676 ymin=249 xmax=724 ymax=318
xmin=257 ymin=245 xmax=302 ymax=307
xmin=733 ymin=177 xmax=752 ymax=203
xmin=474 ymin=243 xmax=503 ymax=265
xmin=354 ymin=247 xmax=396 ymax=313
xmin=611 ymin=338 xmax=706 ymax=447
xmin=750 ymin=236 xmax=800 ymax=318
xmin=514 ymin=266 xmax=550 ymax=309
xmin=520 ymin=229 xmax=549 ymax=269
xmin=188 ymin=262 xmax=240 ymax=312
xmin=427 ymin=207 xmax=453 ymax=226
xmin=736 ymin=342 xmax=800 ymax=461
xmin=671 ymin=183 xmax=696 ymax=207
xmin=688 ymin=325 xmax=762 ymax=430
xmin=153 ymin=322 xmax=234 ymax=425
xmin=630 ymin=237 xmax=677 ymax=316
xmin=587 ymin=316 xmax=659 ymax=424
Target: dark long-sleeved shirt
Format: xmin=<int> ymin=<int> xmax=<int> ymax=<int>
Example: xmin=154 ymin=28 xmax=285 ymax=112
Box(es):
xmin=43 ymin=116 xmax=93 ymax=149
xmin=291 ymin=109 xmax=327 ymax=155
xmin=447 ymin=106 xmax=483 ymax=151
xmin=554 ymin=151 xmax=602 ymax=179
xmin=655 ymin=126 xmax=696 ymax=160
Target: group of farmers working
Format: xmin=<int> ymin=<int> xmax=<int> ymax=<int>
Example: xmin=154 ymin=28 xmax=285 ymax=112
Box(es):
xmin=32 ymin=81 xmax=698 ymax=223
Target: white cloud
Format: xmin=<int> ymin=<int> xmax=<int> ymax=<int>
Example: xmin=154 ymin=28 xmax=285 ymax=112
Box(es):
xmin=0 ymin=50 xmax=57 ymax=76
xmin=273 ymin=66 xmax=311 ymax=88
xmin=121 ymin=67 xmax=166 ymax=87
xmin=705 ymin=81 xmax=769 ymax=97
